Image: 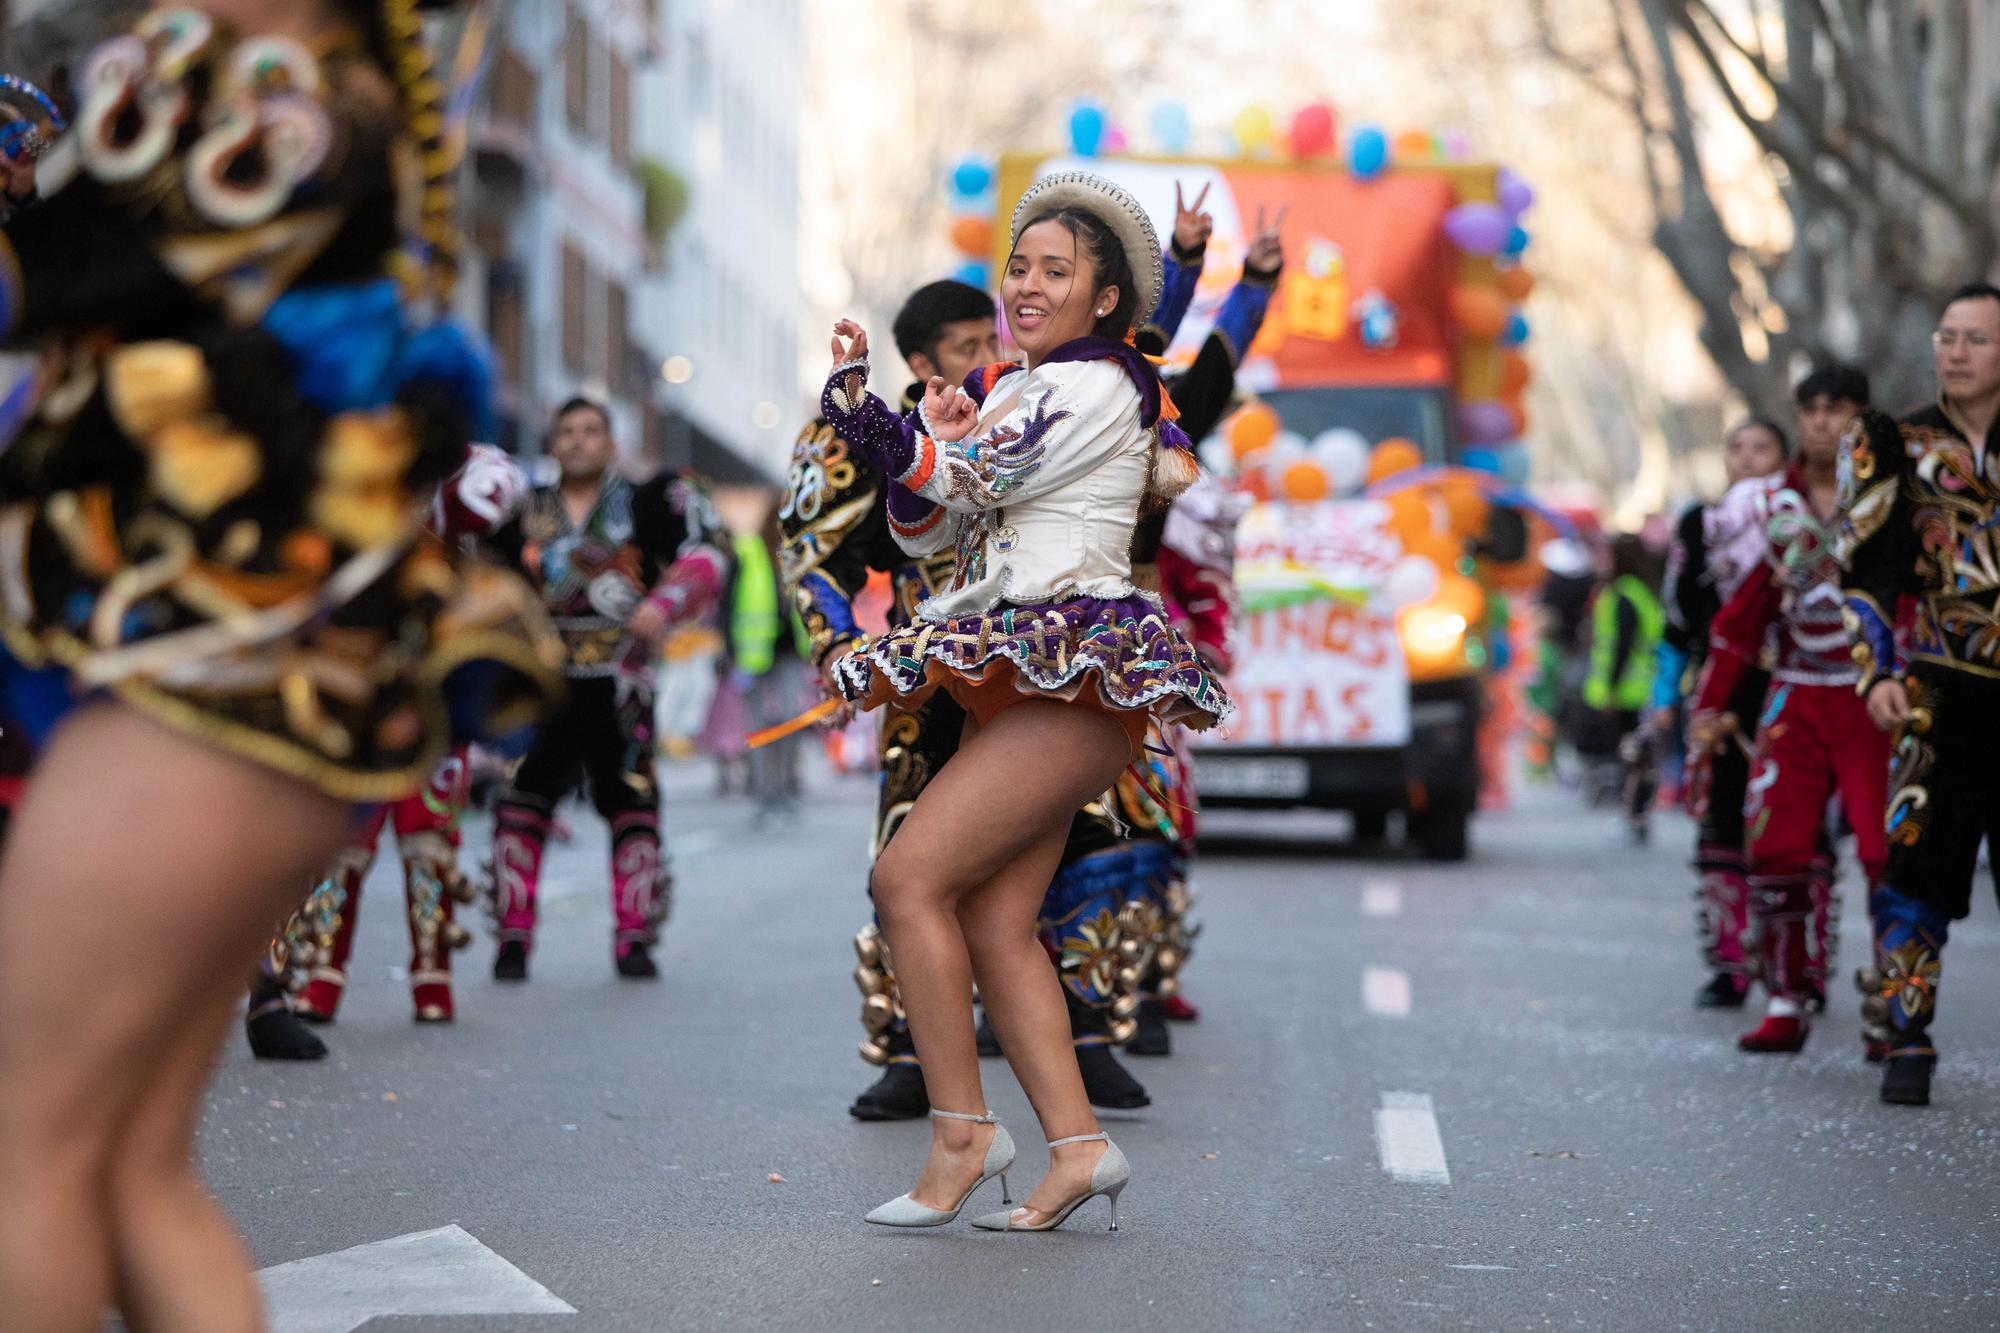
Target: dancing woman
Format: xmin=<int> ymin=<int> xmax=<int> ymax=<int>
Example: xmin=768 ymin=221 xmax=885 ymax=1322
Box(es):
xmin=820 ymin=172 xmax=1229 ymax=1232
xmin=0 ymin=3 xmax=559 ymax=1328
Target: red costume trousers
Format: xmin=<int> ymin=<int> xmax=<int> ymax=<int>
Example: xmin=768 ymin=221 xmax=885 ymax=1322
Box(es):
xmin=1744 ymin=683 xmax=1889 ymax=1003
xmin=298 ymin=756 xmax=468 ymax=1021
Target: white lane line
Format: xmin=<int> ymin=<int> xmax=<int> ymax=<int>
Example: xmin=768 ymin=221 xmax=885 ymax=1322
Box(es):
xmin=1362 ymin=967 xmax=1412 ymax=1018
xmin=1361 ymin=880 xmax=1403 ymax=917
xmin=258 ymin=1225 xmax=575 ymax=1333
xmin=1376 ymin=1092 xmax=1451 ymax=1185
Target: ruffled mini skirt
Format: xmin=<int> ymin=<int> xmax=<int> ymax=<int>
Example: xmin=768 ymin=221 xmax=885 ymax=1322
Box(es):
xmin=829 ymin=593 xmax=1230 ymax=752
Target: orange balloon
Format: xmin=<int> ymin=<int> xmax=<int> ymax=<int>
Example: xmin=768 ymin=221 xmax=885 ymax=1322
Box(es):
xmin=949 ymin=214 xmax=993 ymax=258
xmin=1369 ymin=438 xmax=1424 ymax=484
xmin=1497 ymin=267 xmax=1536 ymax=302
xmin=1500 ymin=349 xmax=1532 ymax=398
xmin=1502 ymin=399 xmax=1528 ymax=438
xmin=1385 ymin=490 xmax=1435 ymax=543
xmin=1229 ymin=402 xmax=1281 ymax=459
xmin=1449 ymin=285 xmax=1509 ymax=340
xmin=1394 ymin=129 xmax=1436 ymax=161
xmin=1431 ymin=571 xmax=1486 ymax=622
xmin=1436 ymin=475 xmax=1490 ymax=538
xmin=1281 ymin=460 xmax=1332 ymax=503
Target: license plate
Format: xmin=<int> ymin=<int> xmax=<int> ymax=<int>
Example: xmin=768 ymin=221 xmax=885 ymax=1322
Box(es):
xmin=1194 ymin=755 xmax=1310 ymax=798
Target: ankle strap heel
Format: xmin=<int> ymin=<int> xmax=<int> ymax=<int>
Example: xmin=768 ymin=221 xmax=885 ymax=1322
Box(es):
xmin=931 ymin=1109 xmax=999 ymax=1124
xmin=1047 ymin=1131 xmax=1105 ymax=1148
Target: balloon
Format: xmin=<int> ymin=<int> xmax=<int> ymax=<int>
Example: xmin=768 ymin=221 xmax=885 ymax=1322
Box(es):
xmin=1444 ymin=203 xmax=1512 ymax=256
xmin=952 ymin=260 xmax=988 ymax=289
xmin=1504 ymin=224 xmax=1532 ymax=257
xmin=1381 ymin=555 xmax=1441 ymax=610
xmin=1500 ymin=349 xmax=1533 ymax=397
xmin=1448 ymin=285 xmax=1509 ymax=340
xmin=1458 ymin=400 xmax=1515 ymax=446
xmin=1228 ymin=402 xmax=1280 ymax=458
xmin=1495 ymin=443 xmax=1532 ymax=486
xmin=1348 ymin=125 xmax=1389 ymax=180
xmin=1311 ymin=428 xmax=1371 ymax=494
xmin=949 ymin=214 xmax=993 ymax=258
xmin=1369 ymin=437 xmax=1424 ymax=484
xmin=1503 ymin=399 xmax=1529 ymax=438
xmin=1237 ymin=465 xmax=1272 ymax=503
xmin=1497 ymin=166 xmax=1536 ymax=217
xmin=1068 ymin=100 xmax=1107 ymax=157
xmin=1197 ymin=438 xmax=1234 ymax=476
xmin=1233 ymin=103 xmax=1277 ymax=155
xmin=1281 ymin=460 xmax=1332 ymax=503
xmin=1437 ymin=474 xmax=1490 ymax=535
xmin=950 ymin=155 xmax=993 ymax=199
xmin=1394 ymin=128 xmax=1436 ymax=161
xmin=1103 ymin=124 xmax=1129 ymax=154
xmin=1432 ymin=571 xmax=1486 ymax=622
xmin=1288 ymin=102 xmax=1337 ymax=158
xmin=1268 ymin=429 xmax=1309 ymax=467
xmin=1496 ymin=267 xmax=1536 ymax=302
xmin=1385 ymin=490 xmax=1435 ymax=545
xmin=1502 ymin=312 xmax=1531 ymax=346
xmin=1149 ymin=100 xmax=1192 ymax=155
xmin=1461 ymin=446 xmax=1502 ymax=475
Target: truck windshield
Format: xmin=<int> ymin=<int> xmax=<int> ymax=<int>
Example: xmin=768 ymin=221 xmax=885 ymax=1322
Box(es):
xmin=1257 ymin=387 xmax=1453 ymax=463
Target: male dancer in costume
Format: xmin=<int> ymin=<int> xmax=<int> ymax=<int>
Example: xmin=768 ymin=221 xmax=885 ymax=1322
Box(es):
xmin=1657 ymin=420 xmax=1789 ymax=1006
xmin=1843 ymin=282 xmax=2000 ymax=1106
xmin=486 ymin=398 xmax=724 ymax=981
xmin=1691 ymin=367 xmax=1880 ymax=1054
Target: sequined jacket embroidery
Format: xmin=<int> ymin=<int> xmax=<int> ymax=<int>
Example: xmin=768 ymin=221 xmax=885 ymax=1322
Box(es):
xmin=1840 ymin=405 xmax=2000 ymax=689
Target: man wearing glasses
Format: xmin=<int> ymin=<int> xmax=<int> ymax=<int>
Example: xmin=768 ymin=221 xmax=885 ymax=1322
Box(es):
xmin=1840 ymin=281 xmax=2000 ymax=1106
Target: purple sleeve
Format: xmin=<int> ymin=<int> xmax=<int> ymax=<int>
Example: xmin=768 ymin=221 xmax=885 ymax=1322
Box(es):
xmin=820 ymin=362 xmax=919 ymax=476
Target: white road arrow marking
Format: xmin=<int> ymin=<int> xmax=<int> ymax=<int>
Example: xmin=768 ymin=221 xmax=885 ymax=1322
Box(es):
xmin=1363 ymin=966 xmax=1412 ymax=1017
xmin=257 ymin=1224 xmax=575 ymax=1333
xmin=1361 ymin=880 xmax=1402 ymax=917
xmin=1376 ymin=1092 xmax=1450 ymax=1185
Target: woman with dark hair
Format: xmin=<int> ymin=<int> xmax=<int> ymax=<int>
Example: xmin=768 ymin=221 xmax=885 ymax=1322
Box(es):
xmin=821 ymin=172 xmax=1228 ymax=1232
xmin=0 ymin=2 xmax=559 ymax=1327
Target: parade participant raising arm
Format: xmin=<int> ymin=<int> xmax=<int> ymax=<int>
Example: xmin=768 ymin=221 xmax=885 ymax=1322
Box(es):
xmin=821 ymin=172 xmax=1228 ymax=1233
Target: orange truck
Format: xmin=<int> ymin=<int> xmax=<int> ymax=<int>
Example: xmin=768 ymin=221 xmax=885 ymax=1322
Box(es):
xmin=994 ymin=151 xmax=1526 ymax=859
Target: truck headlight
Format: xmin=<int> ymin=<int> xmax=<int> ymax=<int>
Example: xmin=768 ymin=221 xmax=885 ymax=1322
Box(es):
xmin=1399 ymin=606 xmax=1468 ymax=670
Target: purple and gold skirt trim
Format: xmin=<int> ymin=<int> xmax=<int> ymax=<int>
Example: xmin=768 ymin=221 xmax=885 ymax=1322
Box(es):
xmin=831 ymin=594 xmax=1230 ymax=738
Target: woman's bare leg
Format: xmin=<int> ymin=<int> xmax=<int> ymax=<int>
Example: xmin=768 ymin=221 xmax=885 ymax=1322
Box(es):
xmin=870 ymin=701 xmax=1133 ymax=1209
xmin=0 ymin=703 xmax=349 ymax=1331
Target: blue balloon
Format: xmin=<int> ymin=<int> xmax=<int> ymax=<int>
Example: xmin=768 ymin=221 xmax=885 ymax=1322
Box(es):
xmin=1462 ymin=447 xmax=1503 ymax=475
xmin=1502 ymin=312 xmax=1531 ymax=346
xmin=1495 ymin=443 xmax=1532 ymax=485
xmin=1503 ymin=224 xmax=1531 ymax=257
xmin=1149 ymin=100 xmax=1192 ymax=155
xmin=1069 ymin=100 xmax=1107 ymax=157
xmin=950 ymin=155 xmax=993 ymax=199
xmin=952 ymin=260 xmax=990 ymax=290
xmin=1348 ymin=126 xmax=1389 ymax=180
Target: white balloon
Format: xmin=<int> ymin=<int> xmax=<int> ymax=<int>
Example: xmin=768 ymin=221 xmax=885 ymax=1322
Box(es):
xmin=1197 ymin=438 xmax=1235 ymax=476
xmin=1311 ymin=428 xmax=1371 ymax=494
xmin=1268 ymin=430 xmax=1309 ymax=467
xmin=1380 ymin=555 xmax=1440 ymax=610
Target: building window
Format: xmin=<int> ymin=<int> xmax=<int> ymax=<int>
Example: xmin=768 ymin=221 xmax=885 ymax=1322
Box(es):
xmin=606 ymin=278 xmax=630 ymax=394
xmin=562 ymin=240 xmax=589 ymax=375
xmin=490 ymin=46 xmax=537 ymax=127
xmin=564 ymin=8 xmax=590 ymax=138
xmin=609 ymin=50 xmax=632 ymax=168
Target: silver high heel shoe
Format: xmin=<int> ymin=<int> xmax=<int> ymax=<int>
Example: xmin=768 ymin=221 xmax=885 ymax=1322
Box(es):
xmin=862 ymin=1108 xmax=1016 ymax=1228
xmin=971 ymin=1131 xmax=1130 ymax=1232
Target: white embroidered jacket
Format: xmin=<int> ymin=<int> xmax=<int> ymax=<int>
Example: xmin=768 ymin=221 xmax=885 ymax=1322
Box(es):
xmin=885 ymin=359 xmax=1154 ymax=621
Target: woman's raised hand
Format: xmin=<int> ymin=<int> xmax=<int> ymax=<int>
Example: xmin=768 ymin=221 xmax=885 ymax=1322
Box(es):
xmin=922 ymin=376 xmax=979 ymax=444
xmin=831 ymin=319 xmax=870 ymax=369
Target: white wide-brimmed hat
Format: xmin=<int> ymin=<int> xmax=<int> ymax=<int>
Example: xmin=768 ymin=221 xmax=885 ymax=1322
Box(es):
xmin=1009 ymin=171 xmax=1164 ymax=323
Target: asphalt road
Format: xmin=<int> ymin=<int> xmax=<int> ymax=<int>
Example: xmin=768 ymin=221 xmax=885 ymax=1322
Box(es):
xmin=205 ymin=763 xmax=2000 ymax=1332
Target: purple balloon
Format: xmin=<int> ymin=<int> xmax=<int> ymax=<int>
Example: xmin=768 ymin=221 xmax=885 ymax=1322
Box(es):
xmin=1497 ymin=167 xmax=1535 ymax=218
xmin=1457 ymin=400 xmax=1516 ymax=446
xmin=1444 ymin=203 xmax=1512 ymax=256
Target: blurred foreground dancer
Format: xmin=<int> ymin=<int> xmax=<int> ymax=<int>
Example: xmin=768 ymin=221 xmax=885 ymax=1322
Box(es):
xmin=820 ymin=172 xmax=1228 ymax=1232
xmin=0 ymin=3 xmax=562 ymax=1327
